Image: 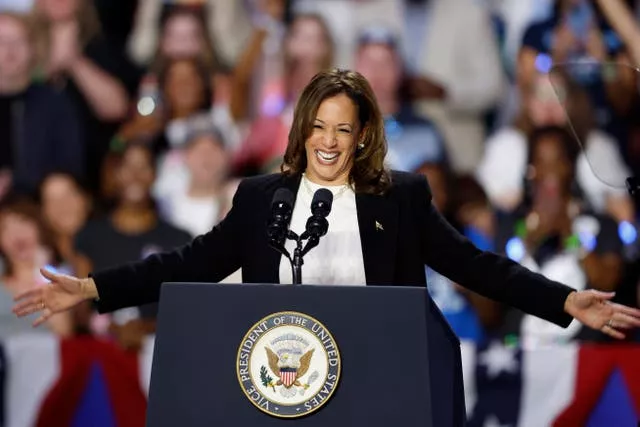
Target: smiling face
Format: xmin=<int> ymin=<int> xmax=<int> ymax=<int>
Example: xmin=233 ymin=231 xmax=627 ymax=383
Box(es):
xmin=304 ymin=93 xmax=360 ymax=186
xmin=163 ymin=59 xmax=206 ymax=117
xmin=116 ymin=145 xmax=155 ymax=206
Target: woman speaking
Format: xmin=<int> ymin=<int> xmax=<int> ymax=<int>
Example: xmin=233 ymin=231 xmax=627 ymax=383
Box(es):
xmin=12 ymin=69 xmax=640 ymax=339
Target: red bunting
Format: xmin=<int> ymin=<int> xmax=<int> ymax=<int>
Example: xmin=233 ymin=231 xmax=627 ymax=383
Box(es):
xmin=553 ymin=344 xmax=640 ymax=426
xmin=35 ymin=337 xmax=147 ymax=427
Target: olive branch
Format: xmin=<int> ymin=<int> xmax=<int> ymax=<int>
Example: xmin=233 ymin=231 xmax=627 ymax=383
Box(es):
xmin=260 ymin=366 xmax=276 ymax=392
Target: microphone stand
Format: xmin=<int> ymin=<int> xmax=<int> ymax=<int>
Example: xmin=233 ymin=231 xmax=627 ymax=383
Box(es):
xmin=284 ymin=232 xmax=321 ymax=285
xmin=269 ymin=231 xmax=308 ymax=285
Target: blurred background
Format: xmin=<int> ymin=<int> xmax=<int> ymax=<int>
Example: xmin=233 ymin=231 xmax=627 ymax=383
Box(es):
xmin=0 ymin=0 xmax=639 ymax=425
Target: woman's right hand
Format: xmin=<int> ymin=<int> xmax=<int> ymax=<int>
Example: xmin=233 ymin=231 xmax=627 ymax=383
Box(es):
xmin=12 ymin=268 xmax=97 ymax=327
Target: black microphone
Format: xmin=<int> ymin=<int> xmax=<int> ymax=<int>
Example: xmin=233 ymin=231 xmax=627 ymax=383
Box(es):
xmin=301 ymin=189 xmax=333 ymax=240
xmin=311 ymin=188 xmax=333 ymax=218
xmin=299 ymin=189 xmax=333 ymax=259
xmin=267 ymin=188 xmax=294 ymax=250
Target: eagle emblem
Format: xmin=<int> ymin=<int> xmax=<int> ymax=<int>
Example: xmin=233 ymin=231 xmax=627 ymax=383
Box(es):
xmin=237 ymin=311 xmax=341 ymax=417
xmin=260 ymin=333 xmax=319 ymax=397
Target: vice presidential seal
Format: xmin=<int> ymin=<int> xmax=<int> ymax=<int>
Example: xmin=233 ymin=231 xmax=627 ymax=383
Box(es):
xmin=236 ymin=311 xmax=341 ymax=418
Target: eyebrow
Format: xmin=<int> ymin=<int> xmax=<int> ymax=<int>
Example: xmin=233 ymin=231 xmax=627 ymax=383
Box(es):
xmin=315 ymin=118 xmax=353 ymax=127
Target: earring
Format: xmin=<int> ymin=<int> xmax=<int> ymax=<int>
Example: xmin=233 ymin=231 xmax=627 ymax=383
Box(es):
xmin=357 ymin=143 xmax=365 ymax=149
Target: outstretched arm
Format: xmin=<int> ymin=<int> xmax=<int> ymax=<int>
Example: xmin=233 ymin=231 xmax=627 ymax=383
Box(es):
xmin=13 ymin=181 xmax=249 ymax=324
xmin=414 ymin=175 xmax=640 ymax=337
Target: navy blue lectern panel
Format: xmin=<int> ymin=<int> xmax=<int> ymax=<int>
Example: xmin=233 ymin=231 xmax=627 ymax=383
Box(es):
xmin=146 ymin=283 xmax=464 ymax=427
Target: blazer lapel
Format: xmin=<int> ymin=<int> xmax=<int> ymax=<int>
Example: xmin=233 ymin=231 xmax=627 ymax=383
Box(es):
xmin=356 ymin=192 xmax=398 ymax=285
xmin=262 ymin=173 xmax=302 ymax=284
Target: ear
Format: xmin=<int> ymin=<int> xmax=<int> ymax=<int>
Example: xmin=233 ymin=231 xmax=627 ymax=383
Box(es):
xmin=356 ymin=126 xmax=368 ymax=149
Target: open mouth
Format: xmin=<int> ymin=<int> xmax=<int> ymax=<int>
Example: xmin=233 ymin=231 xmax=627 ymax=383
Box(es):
xmin=315 ymin=150 xmax=340 ymax=165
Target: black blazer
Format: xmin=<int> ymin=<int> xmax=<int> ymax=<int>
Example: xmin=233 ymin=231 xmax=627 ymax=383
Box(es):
xmin=93 ymin=171 xmax=575 ymax=327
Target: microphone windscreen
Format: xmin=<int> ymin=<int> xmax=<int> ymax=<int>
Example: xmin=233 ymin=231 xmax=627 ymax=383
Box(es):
xmin=311 ymin=188 xmax=333 ymax=217
xmin=272 ymin=188 xmax=294 ymax=215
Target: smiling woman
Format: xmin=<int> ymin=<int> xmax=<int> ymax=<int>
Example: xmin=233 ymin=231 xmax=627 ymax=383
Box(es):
xmin=12 ymin=69 xmax=640 ymax=345
xmin=283 ymin=70 xmax=389 ymax=195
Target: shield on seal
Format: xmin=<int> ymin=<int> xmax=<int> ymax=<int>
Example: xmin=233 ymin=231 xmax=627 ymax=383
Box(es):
xmin=280 ymin=367 xmax=297 ymax=387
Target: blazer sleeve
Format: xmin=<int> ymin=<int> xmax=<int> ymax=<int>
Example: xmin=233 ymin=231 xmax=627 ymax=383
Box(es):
xmin=90 ymin=180 xmax=249 ymax=313
xmin=413 ymin=175 xmax=576 ymax=328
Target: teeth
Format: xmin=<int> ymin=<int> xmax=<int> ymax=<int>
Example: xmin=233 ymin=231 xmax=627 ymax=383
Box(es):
xmin=317 ymin=150 xmax=339 ymax=161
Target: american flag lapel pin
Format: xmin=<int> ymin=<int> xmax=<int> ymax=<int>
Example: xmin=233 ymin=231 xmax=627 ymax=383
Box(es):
xmin=375 ymin=221 xmax=384 ymax=232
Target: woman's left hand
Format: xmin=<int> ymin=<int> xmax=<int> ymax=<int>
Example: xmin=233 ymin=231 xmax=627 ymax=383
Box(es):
xmin=564 ymin=290 xmax=640 ymax=339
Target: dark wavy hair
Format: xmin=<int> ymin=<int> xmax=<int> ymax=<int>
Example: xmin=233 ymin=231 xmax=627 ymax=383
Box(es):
xmin=282 ymin=68 xmax=391 ymax=195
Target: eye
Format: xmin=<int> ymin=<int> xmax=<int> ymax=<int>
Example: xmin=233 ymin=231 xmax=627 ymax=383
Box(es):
xmin=338 ymin=128 xmax=351 ymax=134
xmin=313 ymin=124 xmax=323 ymax=129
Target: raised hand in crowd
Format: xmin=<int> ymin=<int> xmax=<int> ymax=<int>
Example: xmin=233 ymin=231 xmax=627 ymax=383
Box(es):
xmin=47 ymin=20 xmax=81 ymax=74
xmin=405 ymin=76 xmax=447 ymax=101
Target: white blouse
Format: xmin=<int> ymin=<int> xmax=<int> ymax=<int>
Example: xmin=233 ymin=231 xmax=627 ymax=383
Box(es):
xmin=278 ymin=176 xmax=367 ymax=286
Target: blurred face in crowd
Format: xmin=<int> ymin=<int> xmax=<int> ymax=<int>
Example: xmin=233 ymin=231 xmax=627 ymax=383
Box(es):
xmin=41 ymin=174 xmax=89 ymax=237
xmin=304 ymin=93 xmax=360 ymax=186
xmin=161 ymin=13 xmax=205 ymax=60
xmin=527 ymin=74 xmax=566 ymax=127
xmin=0 ymin=15 xmax=32 ymax=82
xmin=355 ymin=43 xmax=402 ymax=102
xmin=286 ymin=16 xmax=331 ymax=67
xmin=530 ymin=135 xmax=573 ymax=198
xmin=0 ymin=211 xmax=41 ymax=266
xmin=185 ymin=134 xmax=229 ymax=188
xmin=38 ymin=0 xmax=78 ymax=21
xmin=116 ymin=146 xmax=155 ymax=206
xmin=416 ymin=163 xmax=448 ymax=212
xmin=163 ymin=60 xmax=206 ymax=117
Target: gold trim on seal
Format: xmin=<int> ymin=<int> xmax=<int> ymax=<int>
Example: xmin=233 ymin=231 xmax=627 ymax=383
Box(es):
xmin=236 ymin=311 xmax=341 ymax=418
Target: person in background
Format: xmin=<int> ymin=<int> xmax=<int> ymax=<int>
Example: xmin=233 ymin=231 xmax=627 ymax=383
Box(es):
xmin=0 ymin=12 xmax=83 ymax=197
xmin=39 ymin=172 xmax=92 ymax=266
xmin=353 ymin=26 xmax=446 ymax=173
xmin=126 ymin=0 xmax=252 ymax=70
xmin=476 ymin=71 xmax=634 ymax=223
xmin=115 ymin=57 xmax=214 ymax=155
xmin=0 ymin=196 xmax=72 ymax=339
xmin=517 ymin=0 xmax=637 ymax=144
xmin=404 ymin=0 xmax=505 ymax=174
xmin=125 ymin=6 xmax=240 ymax=153
xmin=593 ymin=0 xmax=640 ymax=199
xmin=496 ymin=126 xmax=625 ymax=345
xmin=32 ymin=0 xmax=140 ymax=194
xmin=74 ymin=142 xmax=191 ymax=351
xmin=232 ymin=10 xmax=334 ymax=174
xmin=156 ymin=125 xmax=233 ymax=238
xmin=39 ymin=172 xmax=98 ymax=335
xmin=150 ymin=6 xmax=218 ymax=72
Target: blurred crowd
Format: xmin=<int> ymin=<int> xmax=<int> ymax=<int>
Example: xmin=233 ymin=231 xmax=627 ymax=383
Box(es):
xmin=0 ymin=0 xmax=639 ymax=353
